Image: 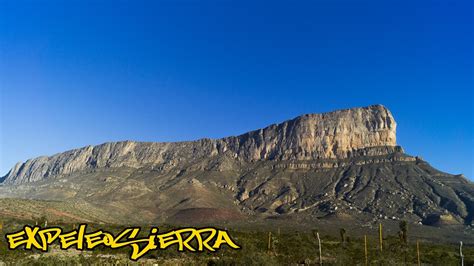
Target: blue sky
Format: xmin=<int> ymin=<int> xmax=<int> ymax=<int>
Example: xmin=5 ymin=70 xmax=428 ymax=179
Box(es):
xmin=0 ymin=0 xmax=473 ymax=179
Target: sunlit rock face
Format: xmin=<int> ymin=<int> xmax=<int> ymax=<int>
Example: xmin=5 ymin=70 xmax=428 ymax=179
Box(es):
xmin=1 ymin=104 xmax=473 ymax=227
xmin=221 ymin=104 xmax=397 ymax=160
xmin=2 ymin=105 xmax=397 ymax=184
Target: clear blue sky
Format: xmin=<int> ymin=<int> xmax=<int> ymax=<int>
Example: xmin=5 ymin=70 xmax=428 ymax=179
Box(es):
xmin=1 ymin=0 xmax=473 ymax=179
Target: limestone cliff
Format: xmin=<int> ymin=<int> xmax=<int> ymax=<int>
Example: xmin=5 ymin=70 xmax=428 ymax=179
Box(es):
xmin=1 ymin=104 xmax=473 ymax=227
xmin=2 ymin=104 xmax=397 ymax=184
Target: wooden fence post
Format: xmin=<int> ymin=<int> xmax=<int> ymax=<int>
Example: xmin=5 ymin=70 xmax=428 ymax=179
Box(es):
xmin=417 ymin=240 xmax=420 ymax=266
xmin=379 ymin=223 xmax=383 ymax=252
xmin=267 ymin=231 xmax=272 ymax=253
xmin=364 ymin=235 xmax=368 ymax=266
xmin=317 ymin=232 xmax=322 ymax=265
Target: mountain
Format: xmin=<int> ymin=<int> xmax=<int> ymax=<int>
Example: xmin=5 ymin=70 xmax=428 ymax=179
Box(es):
xmin=2 ymin=104 xmax=397 ymax=184
xmin=1 ymin=104 xmax=473 ymax=229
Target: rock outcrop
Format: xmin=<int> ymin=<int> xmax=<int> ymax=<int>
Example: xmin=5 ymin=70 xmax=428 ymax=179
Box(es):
xmin=0 ymin=104 xmax=473 ymax=228
xmin=2 ymin=104 xmax=397 ymax=184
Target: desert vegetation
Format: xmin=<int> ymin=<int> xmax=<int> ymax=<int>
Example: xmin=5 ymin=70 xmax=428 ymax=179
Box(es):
xmin=0 ymin=218 xmax=472 ymax=265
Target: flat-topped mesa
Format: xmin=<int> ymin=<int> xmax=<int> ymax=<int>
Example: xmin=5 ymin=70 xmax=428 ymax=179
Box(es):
xmin=2 ymin=105 xmax=400 ymax=184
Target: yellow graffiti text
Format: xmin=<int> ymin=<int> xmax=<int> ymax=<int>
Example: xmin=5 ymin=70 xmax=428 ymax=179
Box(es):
xmin=5 ymin=225 xmax=240 ymax=261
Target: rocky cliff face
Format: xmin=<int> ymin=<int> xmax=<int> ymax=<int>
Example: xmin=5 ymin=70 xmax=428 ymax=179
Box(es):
xmin=0 ymin=104 xmax=472 ymax=228
xmin=2 ymin=104 xmax=397 ymax=184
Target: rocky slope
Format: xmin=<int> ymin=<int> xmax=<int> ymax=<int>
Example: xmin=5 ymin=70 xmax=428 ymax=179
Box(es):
xmin=0 ymin=104 xmax=473 ymax=229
